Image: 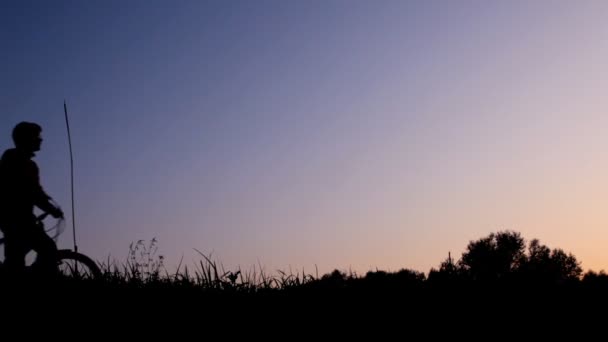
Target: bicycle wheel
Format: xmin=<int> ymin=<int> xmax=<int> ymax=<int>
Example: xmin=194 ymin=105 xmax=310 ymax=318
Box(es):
xmin=56 ymin=249 xmax=102 ymax=279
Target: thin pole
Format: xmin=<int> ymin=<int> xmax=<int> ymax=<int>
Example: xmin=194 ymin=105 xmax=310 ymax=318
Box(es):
xmin=64 ymin=100 xmax=78 ymax=253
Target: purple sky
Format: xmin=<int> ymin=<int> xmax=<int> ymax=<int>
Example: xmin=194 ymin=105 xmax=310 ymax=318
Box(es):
xmin=3 ymin=1 xmax=608 ymax=275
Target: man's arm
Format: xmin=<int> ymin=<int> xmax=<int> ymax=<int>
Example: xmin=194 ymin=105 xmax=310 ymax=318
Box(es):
xmin=31 ymin=161 xmax=63 ymax=218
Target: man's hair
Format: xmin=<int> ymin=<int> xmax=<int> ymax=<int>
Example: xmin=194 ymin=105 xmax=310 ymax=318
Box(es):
xmin=12 ymin=121 xmax=42 ymax=147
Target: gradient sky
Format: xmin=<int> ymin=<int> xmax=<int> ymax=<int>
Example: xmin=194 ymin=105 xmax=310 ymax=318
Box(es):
xmin=2 ymin=0 xmax=608 ymax=275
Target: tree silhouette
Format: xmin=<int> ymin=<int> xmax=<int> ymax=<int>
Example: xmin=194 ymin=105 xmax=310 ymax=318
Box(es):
xmin=521 ymin=239 xmax=582 ymax=284
xmin=458 ymin=230 xmax=526 ymax=282
xmin=451 ymin=231 xmax=581 ymax=285
xmin=427 ymin=252 xmax=462 ymax=285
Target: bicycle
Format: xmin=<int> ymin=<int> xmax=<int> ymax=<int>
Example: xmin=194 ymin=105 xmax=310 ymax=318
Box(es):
xmin=0 ymin=212 xmax=102 ymax=279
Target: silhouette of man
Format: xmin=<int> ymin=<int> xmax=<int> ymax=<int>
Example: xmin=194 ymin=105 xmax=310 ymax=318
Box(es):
xmin=0 ymin=122 xmax=64 ymax=277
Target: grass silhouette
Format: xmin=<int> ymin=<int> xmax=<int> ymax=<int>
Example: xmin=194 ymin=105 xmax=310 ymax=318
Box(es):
xmin=4 ymin=230 xmax=608 ymax=303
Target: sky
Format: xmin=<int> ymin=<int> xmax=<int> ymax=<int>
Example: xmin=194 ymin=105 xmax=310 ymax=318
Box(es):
xmin=2 ymin=0 xmax=608 ymax=276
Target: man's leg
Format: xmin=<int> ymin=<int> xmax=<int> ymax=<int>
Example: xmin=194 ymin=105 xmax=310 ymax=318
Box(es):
xmin=3 ymin=228 xmax=29 ymax=277
xmin=29 ymin=225 xmax=58 ymax=276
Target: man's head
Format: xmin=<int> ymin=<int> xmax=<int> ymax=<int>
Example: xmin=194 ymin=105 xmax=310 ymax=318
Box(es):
xmin=12 ymin=121 xmax=43 ymax=152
